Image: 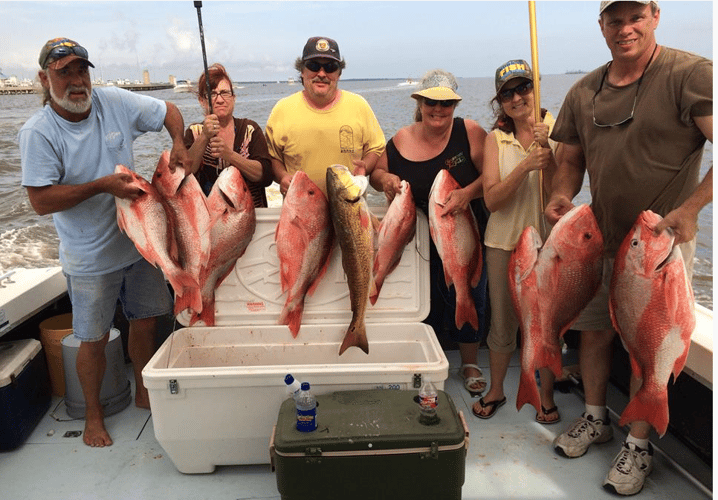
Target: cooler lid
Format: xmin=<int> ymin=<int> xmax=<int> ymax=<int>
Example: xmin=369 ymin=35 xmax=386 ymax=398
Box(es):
xmin=273 ymin=389 xmax=465 ymax=454
xmin=178 ymin=207 xmax=430 ymax=327
xmin=0 ymin=339 xmax=41 ymax=387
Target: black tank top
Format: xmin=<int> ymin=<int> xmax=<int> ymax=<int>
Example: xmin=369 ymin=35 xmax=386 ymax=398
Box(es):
xmin=387 ymin=117 xmax=488 ymax=233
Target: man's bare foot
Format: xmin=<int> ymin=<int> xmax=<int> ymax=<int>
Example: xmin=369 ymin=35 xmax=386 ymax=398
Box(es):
xmin=83 ymin=411 xmax=113 ymax=447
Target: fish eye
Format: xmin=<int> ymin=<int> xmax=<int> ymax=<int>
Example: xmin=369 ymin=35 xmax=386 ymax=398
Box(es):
xmin=630 ymin=239 xmax=639 ymax=247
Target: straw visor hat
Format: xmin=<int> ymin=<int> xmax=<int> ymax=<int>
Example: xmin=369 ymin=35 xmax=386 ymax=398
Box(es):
xmin=411 ymin=70 xmax=462 ymax=102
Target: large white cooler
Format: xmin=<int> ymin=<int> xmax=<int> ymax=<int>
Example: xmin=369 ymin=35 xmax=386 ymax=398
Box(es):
xmin=143 ymin=207 xmax=448 ymax=473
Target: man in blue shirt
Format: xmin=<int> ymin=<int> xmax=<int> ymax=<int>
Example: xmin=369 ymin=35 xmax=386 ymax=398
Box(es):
xmin=19 ymin=38 xmax=190 ymax=447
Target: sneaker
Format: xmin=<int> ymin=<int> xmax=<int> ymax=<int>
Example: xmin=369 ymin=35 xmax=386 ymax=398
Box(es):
xmin=603 ymin=441 xmax=654 ymax=496
xmin=553 ymin=412 xmax=613 ymax=458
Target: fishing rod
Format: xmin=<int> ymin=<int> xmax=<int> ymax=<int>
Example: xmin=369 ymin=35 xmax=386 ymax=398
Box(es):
xmin=194 ymin=1 xmax=213 ymax=114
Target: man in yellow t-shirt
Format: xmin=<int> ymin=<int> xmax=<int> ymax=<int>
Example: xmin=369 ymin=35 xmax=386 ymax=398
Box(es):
xmin=265 ymin=36 xmax=385 ymax=195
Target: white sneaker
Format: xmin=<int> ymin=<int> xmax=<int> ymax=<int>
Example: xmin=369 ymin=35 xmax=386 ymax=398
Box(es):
xmin=553 ymin=413 xmax=613 ymax=458
xmin=603 ymin=441 xmax=654 ymax=496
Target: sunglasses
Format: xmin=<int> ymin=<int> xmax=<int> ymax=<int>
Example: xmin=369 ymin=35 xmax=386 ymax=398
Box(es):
xmin=424 ymin=98 xmax=457 ymax=108
xmin=304 ymin=60 xmax=340 ymax=73
xmin=498 ymin=81 xmax=534 ymax=102
xmin=42 ymin=43 xmax=89 ymax=69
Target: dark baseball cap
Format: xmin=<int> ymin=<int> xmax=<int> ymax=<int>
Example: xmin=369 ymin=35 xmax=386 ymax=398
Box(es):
xmin=495 ymin=59 xmax=532 ymax=93
xmin=39 ymin=38 xmax=94 ymax=70
xmin=302 ymin=37 xmax=341 ymax=62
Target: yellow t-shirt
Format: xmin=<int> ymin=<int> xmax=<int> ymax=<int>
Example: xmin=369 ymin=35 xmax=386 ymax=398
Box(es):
xmin=265 ymin=90 xmax=385 ymax=194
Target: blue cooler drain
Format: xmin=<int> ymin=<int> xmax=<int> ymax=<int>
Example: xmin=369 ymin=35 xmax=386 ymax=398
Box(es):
xmin=61 ymin=328 xmax=132 ymax=419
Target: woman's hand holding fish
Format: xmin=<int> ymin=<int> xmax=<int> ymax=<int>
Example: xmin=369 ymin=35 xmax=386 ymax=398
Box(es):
xmin=372 ymin=171 xmax=402 ymax=203
xmin=440 ymin=187 xmax=470 ymax=217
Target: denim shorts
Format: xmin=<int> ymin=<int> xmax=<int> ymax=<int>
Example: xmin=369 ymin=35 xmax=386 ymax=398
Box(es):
xmin=65 ymin=259 xmax=173 ymax=342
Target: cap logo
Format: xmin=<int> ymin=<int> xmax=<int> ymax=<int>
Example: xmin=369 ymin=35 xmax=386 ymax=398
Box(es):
xmin=499 ymin=62 xmax=529 ymax=79
xmin=316 ymin=39 xmax=331 ymax=52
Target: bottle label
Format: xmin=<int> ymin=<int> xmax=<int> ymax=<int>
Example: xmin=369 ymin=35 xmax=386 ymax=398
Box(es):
xmin=296 ymin=408 xmax=317 ymax=432
xmin=420 ymin=394 xmax=438 ymax=410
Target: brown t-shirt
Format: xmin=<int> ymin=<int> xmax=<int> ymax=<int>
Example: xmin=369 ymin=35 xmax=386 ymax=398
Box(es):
xmin=551 ymin=46 xmax=712 ymax=256
xmin=184 ymin=117 xmax=274 ymax=207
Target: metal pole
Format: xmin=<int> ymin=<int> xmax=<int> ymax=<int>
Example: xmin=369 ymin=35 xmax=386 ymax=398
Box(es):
xmin=194 ymin=1 xmax=213 ymax=114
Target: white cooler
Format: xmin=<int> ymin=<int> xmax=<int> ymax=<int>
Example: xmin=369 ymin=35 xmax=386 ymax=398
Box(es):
xmin=142 ymin=207 xmax=448 ymax=473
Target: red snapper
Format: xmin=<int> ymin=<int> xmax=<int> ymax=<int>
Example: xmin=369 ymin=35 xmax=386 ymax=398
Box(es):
xmin=609 ymin=210 xmax=695 ymax=437
xmin=371 ymin=180 xmax=416 ymax=305
xmin=276 ymin=171 xmax=334 ymax=337
xmin=428 ymin=169 xmax=482 ymax=330
xmin=509 ymin=204 xmax=603 ymax=415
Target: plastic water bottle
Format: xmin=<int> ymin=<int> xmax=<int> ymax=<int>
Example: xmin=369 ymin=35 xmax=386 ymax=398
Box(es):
xmin=284 ymin=374 xmax=302 ymax=401
xmin=295 ymin=382 xmax=317 ymax=432
xmin=418 ymin=380 xmax=440 ymax=425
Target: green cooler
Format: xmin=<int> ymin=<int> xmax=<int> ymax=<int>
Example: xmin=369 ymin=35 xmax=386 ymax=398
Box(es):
xmin=270 ymin=389 xmax=469 ymax=500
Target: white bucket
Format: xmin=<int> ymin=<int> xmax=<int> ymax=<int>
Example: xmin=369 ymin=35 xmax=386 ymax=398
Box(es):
xmin=61 ymin=328 xmax=131 ymax=419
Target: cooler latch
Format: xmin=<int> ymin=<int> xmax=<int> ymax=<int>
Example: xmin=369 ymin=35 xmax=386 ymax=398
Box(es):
xmin=413 ymin=373 xmax=422 ymax=388
xmin=169 ymin=379 xmax=179 ymax=394
xmin=420 ymin=441 xmax=439 ymax=460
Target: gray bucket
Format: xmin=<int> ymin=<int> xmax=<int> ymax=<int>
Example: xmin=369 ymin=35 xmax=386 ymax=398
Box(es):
xmin=62 ymin=328 xmax=132 ymax=419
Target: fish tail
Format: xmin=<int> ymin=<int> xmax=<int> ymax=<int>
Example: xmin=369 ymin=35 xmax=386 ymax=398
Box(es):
xmin=516 ymin=368 xmax=541 ymax=414
xmin=194 ymin=301 xmax=216 ymax=327
xmin=619 ymin=388 xmax=669 ymax=437
xmin=338 ymin=319 xmax=369 ymax=355
xmin=454 ymin=291 xmax=479 ymax=330
xmin=279 ymin=302 xmax=303 ymax=338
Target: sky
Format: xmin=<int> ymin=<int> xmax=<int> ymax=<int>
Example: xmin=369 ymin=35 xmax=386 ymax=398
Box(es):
xmin=0 ymin=1 xmax=713 ymax=83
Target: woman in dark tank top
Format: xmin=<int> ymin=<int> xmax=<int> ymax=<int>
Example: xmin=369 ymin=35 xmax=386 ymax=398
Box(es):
xmin=370 ymin=69 xmax=490 ymax=397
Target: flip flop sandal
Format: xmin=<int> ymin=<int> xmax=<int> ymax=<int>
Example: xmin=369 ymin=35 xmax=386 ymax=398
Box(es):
xmin=472 ymin=396 xmax=506 ymax=419
xmin=536 ymin=405 xmax=561 ymax=425
xmin=460 ymin=363 xmax=486 ymax=397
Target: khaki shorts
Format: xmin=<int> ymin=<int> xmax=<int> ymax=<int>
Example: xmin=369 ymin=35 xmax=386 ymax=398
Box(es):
xmin=571 ymin=239 xmax=696 ymax=332
xmin=485 ymin=247 xmax=519 ymax=353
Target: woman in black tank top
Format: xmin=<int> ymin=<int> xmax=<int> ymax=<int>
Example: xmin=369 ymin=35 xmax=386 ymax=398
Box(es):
xmin=370 ymin=69 xmax=490 ymax=397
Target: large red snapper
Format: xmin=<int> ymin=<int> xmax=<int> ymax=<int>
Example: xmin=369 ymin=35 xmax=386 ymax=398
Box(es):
xmin=509 ymin=204 xmax=603 ymax=415
xmin=114 ymin=165 xmax=199 ymax=309
xmin=276 ymin=171 xmax=334 ymax=337
xmin=609 ymin=210 xmax=695 ymax=437
xmin=326 ymin=164 xmax=376 ymax=355
xmin=151 ymin=151 xmax=211 ymax=316
xmin=189 ymin=167 xmax=256 ymax=326
xmin=428 ymin=169 xmax=482 ymax=330
xmin=371 ymin=180 xmax=416 ymax=306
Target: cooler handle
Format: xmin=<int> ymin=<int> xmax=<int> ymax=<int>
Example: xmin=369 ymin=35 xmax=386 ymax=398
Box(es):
xmin=458 ymin=410 xmax=470 ymax=453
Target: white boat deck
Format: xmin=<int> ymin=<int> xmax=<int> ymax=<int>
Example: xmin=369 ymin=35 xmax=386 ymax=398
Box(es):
xmin=0 ymin=348 xmax=710 ymax=500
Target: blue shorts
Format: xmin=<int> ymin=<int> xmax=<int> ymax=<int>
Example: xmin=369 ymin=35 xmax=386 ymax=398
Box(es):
xmin=65 ymin=259 xmax=173 ymax=342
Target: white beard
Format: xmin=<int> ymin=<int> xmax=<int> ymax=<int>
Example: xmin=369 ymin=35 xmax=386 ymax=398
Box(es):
xmin=49 ymin=81 xmax=92 ymax=114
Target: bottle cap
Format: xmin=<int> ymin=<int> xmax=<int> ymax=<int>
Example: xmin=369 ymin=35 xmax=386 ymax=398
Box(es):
xmin=301 ymin=382 xmax=310 ymax=390
xmin=284 ymin=374 xmax=295 ymax=385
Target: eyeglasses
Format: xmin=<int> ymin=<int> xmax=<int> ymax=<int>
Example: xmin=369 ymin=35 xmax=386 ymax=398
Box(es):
xmin=498 ymin=81 xmax=533 ymax=103
xmin=209 ymin=90 xmax=234 ymax=101
xmin=304 ymin=60 xmax=340 ymax=74
xmin=42 ymin=43 xmax=89 ymax=69
xmin=424 ymin=98 xmax=457 ymax=108
xmin=593 ymin=44 xmax=657 ymax=128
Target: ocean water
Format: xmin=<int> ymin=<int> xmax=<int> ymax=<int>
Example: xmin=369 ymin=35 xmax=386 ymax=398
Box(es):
xmin=0 ymin=75 xmax=712 ymax=308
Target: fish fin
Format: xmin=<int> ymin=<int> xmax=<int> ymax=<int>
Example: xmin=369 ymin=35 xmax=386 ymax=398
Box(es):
xmin=370 ymin=276 xmax=382 ymax=306
xmin=306 ymin=243 xmax=333 ymax=297
xmin=194 ymin=298 xmax=216 ymax=327
xmin=279 ymin=304 xmax=303 ymax=338
xmin=173 ymin=290 xmax=202 ymax=317
xmin=338 ymin=319 xmax=369 ymax=355
xmin=470 ymin=245 xmax=483 ymax=289
xmin=619 ymin=388 xmax=669 ymax=437
xmin=370 ymin=211 xmax=381 ymax=233
xmin=516 ymin=368 xmax=541 ymax=414
xmin=454 ymin=290 xmax=478 ymax=330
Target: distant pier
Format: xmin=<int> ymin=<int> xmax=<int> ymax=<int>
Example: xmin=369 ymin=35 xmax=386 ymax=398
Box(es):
xmin=0 ymin=83 xmax=174 ymax=95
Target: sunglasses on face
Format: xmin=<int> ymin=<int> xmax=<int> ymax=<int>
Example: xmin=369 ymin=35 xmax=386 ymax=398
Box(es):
xmin=304 ymin=60 xmax=340 ymax=73
xmin=42 ymin=43 xmax=89 ymax=69
xmin=424 ymin=98 xmax=456 ymax=108
xmin=498 ymin=81 xmax=534 ymax=102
